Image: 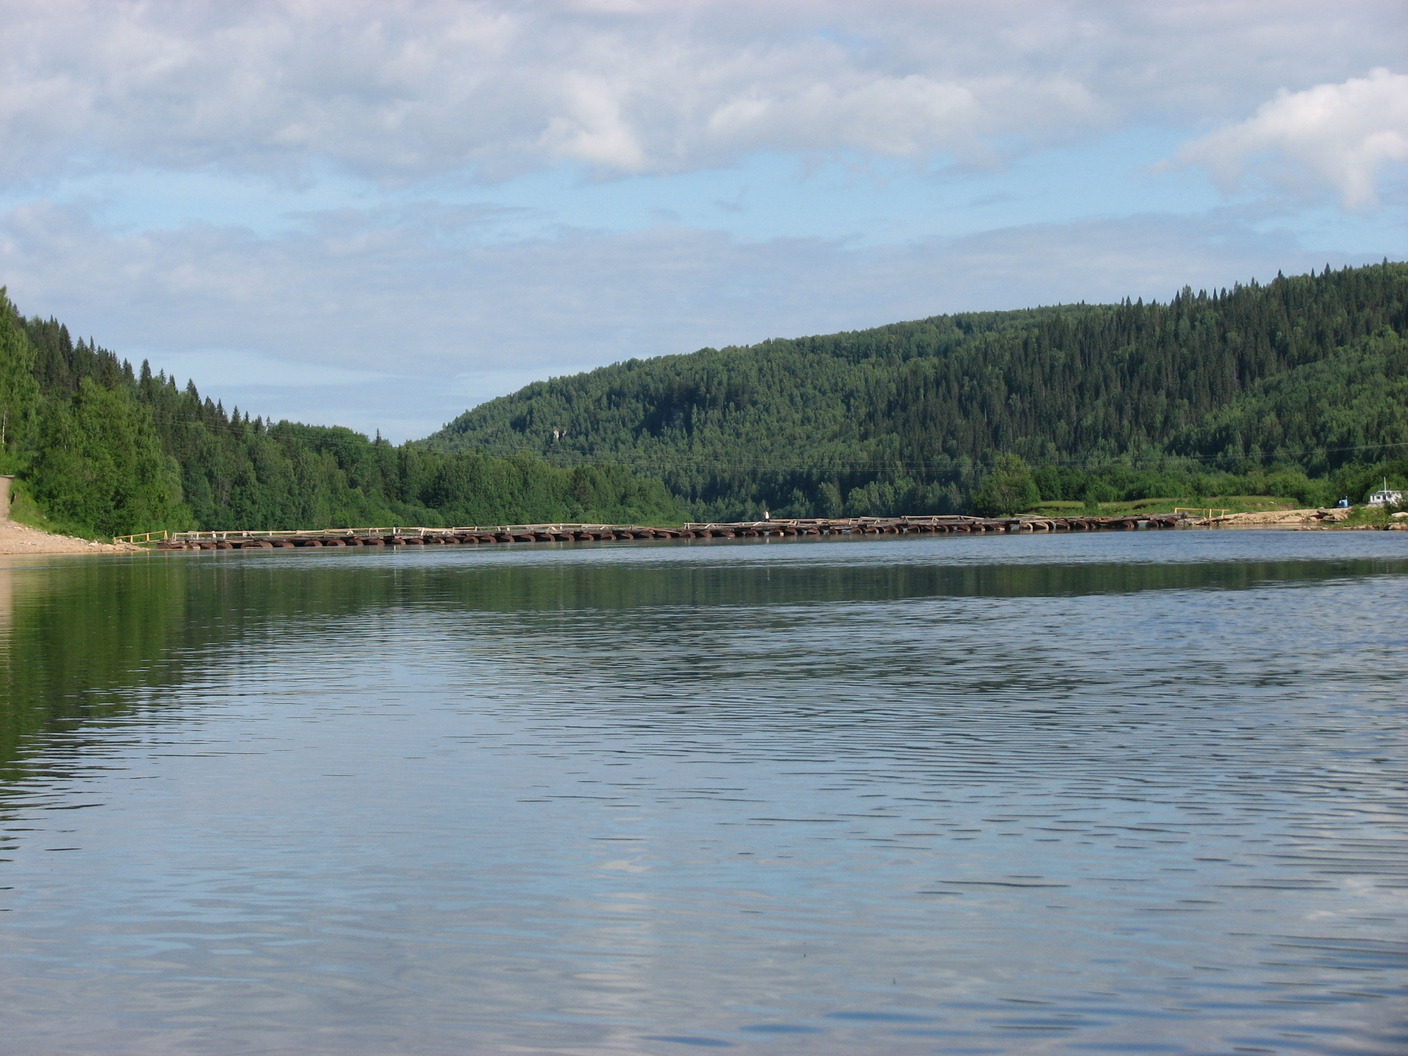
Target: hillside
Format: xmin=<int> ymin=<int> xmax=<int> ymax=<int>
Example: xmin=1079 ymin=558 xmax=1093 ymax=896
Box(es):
xmin=4 ymin=262 xmax=1405 ymax=538
xmin=0 ymin=293 xmax=686 ymax=539
xmin=426 ymin=263 xmax=1408 ymax=519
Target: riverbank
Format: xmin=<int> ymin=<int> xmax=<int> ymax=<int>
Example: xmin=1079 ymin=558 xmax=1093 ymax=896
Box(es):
xmin=3 ymin=509 xmax=1399 ymax=556
xmin=1210 ymin=507 xmax=1349 ymax=528
xmin=1210 ymin=507 xmax=1408 ymax=529
xmin=0 ymin=519 xmax=143 ymax=556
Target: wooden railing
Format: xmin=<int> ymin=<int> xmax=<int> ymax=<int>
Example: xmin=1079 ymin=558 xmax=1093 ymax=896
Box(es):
xmin=112 ymin=529 xmax=171 ymax=545
xmin=120 ymin=513 xmax=1189 ymax=550
xmin=161 ymin=524 xmax=645 ymax=543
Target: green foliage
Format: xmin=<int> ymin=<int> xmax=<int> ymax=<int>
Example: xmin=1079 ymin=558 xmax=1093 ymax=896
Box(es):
xmin=0 ymin=290 xmax=41 ymax=472
xmin=425 ymin=262 xmax=1408 ymax=517
xmin=29 ymin=378 xmax=187 ymax=538
xmin=5 ymin=261 xmax=1407 ymax=535
xmin=2 ymin=291 xmax=685 ymax=538
xmin=972 ymin=454 xmax=1040 ymax=516
xmin=1332 ymin=456 xmax=1408 ymax=508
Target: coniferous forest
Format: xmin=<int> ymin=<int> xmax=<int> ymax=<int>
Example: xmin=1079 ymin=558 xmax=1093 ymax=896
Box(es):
xmin=428 ymin=262 xmax=1408 ymax=519
xmin=0 ymin=293 xmax=686 ymax=539
xmin=1 ymin=261 xmax=1406 ymax=539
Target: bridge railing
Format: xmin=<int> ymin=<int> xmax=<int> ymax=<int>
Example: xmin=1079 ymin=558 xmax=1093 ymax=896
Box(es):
xmin=162 ymin=523 xmax=657 ymax=542
xmin=112 ymin=529 xmax=172 ymax=545
xmin=129 ymin=512 xmax=1186 ymax=548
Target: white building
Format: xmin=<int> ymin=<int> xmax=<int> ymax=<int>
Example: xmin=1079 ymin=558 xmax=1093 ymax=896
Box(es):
xmin=1366 ymin=481 xmax=1404 ymax=507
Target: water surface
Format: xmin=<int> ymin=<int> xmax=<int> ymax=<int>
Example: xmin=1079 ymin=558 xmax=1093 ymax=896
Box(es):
xmin=1 ymin=531 xmax=1405 ymax=1054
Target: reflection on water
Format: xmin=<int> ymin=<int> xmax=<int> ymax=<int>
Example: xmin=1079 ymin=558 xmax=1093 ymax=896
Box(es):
xmin=1 ymin=531 xmax=1406 ymax=1055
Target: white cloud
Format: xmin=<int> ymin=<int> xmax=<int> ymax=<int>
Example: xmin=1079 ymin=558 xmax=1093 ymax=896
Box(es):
xmin=538 ymin=73 xmax=650 ymax=171
xmin=0 ymin=0 xmax=1402 ymax=443
xmin=1177 ymin=68 xmax=1408 ymax=209
xmin=2 ymin=1 xmax=1402 ymax=185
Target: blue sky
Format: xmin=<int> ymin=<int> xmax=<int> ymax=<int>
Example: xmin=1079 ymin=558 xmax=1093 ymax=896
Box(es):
xmin=2 ymin=0 xmax=1404 ymax=441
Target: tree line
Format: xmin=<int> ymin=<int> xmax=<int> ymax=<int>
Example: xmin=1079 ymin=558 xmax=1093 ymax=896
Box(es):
xmin=1 ymin=291 xmax=685 ymax=539
xmin=4 ymin=261 xmax=1405 ymax=538
xmin=427 ymin=262 xmax=1408 ymax=518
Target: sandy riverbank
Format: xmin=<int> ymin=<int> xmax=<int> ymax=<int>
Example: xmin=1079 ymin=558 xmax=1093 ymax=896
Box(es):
xmin=1208 ymin=507 xmax=1408 ymax=528
xmin=0 ymin=519 xmax=144 ymax=556
xmin=1207 ymin=507 xmax=1349 ymax=527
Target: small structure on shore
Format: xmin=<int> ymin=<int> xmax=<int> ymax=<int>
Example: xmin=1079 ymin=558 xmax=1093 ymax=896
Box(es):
xmin=1366 ymin=480 xmax=1404 ymax=507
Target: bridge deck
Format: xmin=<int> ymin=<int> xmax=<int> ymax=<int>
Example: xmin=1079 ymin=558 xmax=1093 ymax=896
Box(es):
xmin=134 ymin=513 xmax=1186 ymax=550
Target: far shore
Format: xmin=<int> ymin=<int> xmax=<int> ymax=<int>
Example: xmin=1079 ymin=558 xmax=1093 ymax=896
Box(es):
xmin=2 ymin=506 xmax=1402 ymax=558
xmin=1209 ymin=507 xmax=1406 ymax=529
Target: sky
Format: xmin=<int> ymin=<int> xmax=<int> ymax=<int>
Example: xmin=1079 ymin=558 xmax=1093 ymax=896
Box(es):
xmin=1 ymin=0 xmax=1405 ymax=442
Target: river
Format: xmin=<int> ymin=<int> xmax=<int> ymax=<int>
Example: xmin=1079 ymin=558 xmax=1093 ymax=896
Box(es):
xmin=1 ymin=530 xmax=1405 ymax=1054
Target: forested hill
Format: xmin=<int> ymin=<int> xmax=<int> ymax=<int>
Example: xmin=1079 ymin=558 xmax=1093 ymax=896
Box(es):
xmin=426 ymin=262 xmax=1408 ymax=519
xmin=0 ymin=292 xmax=685 ymax=539
xmin=4 ymin=261 xmax=1405 ymax=538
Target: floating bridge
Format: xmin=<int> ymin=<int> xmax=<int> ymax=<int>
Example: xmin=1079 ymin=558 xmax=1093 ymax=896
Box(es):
xmin=132 ymin=513 xmax=1187 ymax=550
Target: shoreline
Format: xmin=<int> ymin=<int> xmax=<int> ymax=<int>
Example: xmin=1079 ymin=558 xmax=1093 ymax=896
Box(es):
xmin=1210 ymin=507 xmax=1407 ymax=529
xmin=1208 ymin=507 xmax=1348 ymax=528
xmin=0 ymin=519 xmax=144 ymax=556
xmin=1 ymin=508 xmax=1400 ymax=557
